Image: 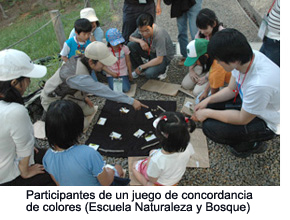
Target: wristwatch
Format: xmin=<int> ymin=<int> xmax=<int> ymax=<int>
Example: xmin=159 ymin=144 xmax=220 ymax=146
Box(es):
xmin=138 ymin=66 xmax=143 ymax=72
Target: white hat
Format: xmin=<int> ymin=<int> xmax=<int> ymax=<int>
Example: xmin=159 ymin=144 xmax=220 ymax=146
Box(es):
xmin=80 ymin=8 xmax=99 ymax=22
xmin=85 ymin=42 xmax=117 ymax=66
xmin=0 ymin=49 xmax=47 ymax=81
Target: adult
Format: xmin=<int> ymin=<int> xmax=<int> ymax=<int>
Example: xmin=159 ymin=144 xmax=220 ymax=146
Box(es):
xmin=0 ymin=49 xmax=54 ymax=185
xmin=128 ymin=13 xmax=175 ymax=79
xmin=259 ymin=0 xmax=280 ymax=67
xmin=41 ymin=42 xmax=147 ymax=129
xmin=193 ymin=29 xmax=280 ymax=158
xmin=163 ymin=0 xmax=203 ymax=66
xmin=69 ymin=7 xmax=104 ymax=42
xmin=122 ymin=0 xmax=161 ymax=44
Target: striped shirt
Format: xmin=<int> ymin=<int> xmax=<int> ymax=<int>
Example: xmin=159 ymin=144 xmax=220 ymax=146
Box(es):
xmin=266 ymin=0 xmax=280 ymax=40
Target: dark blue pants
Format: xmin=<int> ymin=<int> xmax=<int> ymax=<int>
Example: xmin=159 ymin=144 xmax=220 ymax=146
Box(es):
xmin=127 ymin=41 xmax=171 ymax=79
xmin=202 ymin=97 xmax=276 ymax=152
xmin=260 ymin=36 xmax=280 ymax=67
xmin=122 ymin=2 xmax=156 ymax=44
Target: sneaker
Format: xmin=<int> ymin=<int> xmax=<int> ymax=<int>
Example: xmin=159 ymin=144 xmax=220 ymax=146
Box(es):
xmin=132 ymin=71 xmax=139 ymax=79
xmin=158 ymin=66 xmax=169 ymax=80
xmin=158 ymin=72 xmax=167 ymax=80
xmin=227 ymin=142 xmax=268 ymax=158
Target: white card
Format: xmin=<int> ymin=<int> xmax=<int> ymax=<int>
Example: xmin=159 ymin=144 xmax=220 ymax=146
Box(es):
xmin=139 ymin=0 xmax=147 ymax=4
xmin=97 ymin=117 xmax=107 ymax=125
xmin=145 ymin=111 xmax=153 ymax=119
xmin=258 ymin=14 xmax=268 ymax=40
xmin=184 ymin=101 xmax=193 ymax=108
xmin=134 ymin=129 xmax=145 ymax=138
xmin=113 ymin=78 xmax=123 ymax=92
xmin=145 ymin=134 xmax=156 ymax=142
xmin=120 ymin=107 xmax=130 ymax=114
xmin=110 ymin=131 xmax=122 ymax=139
xmin=88 ymin=143 xmax=100 ymax=150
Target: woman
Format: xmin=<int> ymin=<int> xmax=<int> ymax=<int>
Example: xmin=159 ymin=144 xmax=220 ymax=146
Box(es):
xmin=0 ymin=49 xmax=54 ymax=185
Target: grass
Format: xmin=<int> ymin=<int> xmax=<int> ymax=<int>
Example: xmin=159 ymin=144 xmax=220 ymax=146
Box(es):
xmin=0 ymin=0 xmax=120 ymax=93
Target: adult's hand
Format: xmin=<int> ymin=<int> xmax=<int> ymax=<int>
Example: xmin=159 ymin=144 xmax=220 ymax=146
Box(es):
xmin=139 ymin=39 xmax=149 ymax=51
xmin=132 ymin=99 xmax=149 ymax=110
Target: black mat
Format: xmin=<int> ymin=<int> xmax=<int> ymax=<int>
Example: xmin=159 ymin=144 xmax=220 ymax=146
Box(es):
xmin=86 ymin=100 xmax=176 ymax=157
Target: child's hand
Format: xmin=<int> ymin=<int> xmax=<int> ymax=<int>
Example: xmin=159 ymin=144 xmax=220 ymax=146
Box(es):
xmin=111 ymin=72 xmax=119 ymax=78
xmin=85 ymin=97 xmax=94 ymax=108
xmin=128 ymin=73 xmax=133 ymax=81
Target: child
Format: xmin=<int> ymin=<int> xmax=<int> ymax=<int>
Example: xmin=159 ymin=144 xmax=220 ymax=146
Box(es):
xmin=60 ymin=18 xmax=92 ymax=62
xmin=103 ymin=28 xmax=133 ymax=93
xmin=192 ymin=8 xmax=230 ymax=103
xmin=181 ymin=38 xmax=213 ymax=97
xmin=43 ymin=100 xmax=128 ymax=186
xmin=182 ymin=39 xmax=231 ymax=103
xmin=69 ymin=7 xmax=104 ymax=42
xmin=133 ymin=112 xmax=196 ymax=186
xmin=195 ymin=8 xmax=224 ymax=40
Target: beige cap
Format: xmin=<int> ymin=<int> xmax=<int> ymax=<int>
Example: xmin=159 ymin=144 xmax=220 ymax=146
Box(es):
xmin=0 ymin=49 xmax=47 ymax=81
xmin=85 ymin=42 xmax=117 ymax=66
xmin=80 ymin=8 xmax=99 ymax=22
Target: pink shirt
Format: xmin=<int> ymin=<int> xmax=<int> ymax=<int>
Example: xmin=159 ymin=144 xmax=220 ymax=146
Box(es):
xmin=106 ymin=45 xmax=130 ymax=77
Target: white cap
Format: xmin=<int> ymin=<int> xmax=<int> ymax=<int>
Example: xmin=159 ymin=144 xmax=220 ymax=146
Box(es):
xmin=0 ymin=49 xmax=47 ymax=81
xmin=85 ymin=42 xmax=117 ymax=66
xmin=80 ymin=8 xmax=99 ymax=22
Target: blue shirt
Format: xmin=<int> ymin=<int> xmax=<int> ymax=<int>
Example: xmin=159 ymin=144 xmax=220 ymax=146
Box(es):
xmin=43 ymin=145 xmax=105 ymax=186
xmin=65 ymin=37 xmax=91 ymax=58
xmin=69 ymin=27 xmax=104 ymax=42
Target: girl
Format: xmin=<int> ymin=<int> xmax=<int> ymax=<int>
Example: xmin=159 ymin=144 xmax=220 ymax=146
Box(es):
xmin=103 ymin=28 xmax=133 ymax=93
xmin=188 ymin=8 xmax=230 ymax=103
xmin=43 ymin=100 xmax=128 ymax=186
xmin=181 ymin=38 xmax=213 ymax=97
xmin=0 ymin=49 xmax=54 ymax=186
xmin=195 ymin=8 xmax=224 ymax=40
xmin=133 ymin=112 xmax=196 ymax=186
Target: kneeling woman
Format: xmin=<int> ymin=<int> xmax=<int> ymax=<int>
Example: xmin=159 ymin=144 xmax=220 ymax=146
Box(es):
xmin=0 ymin=49 xmax=54 ymax=186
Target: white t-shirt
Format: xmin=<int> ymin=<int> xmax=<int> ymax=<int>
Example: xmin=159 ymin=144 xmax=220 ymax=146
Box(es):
xmin=147 ymin=143 xmax=195 ymax=185
xmin=231 ymin=50 xmax=280 ymax=134
xmin=0 ymin=101 xmax=35 ymax=184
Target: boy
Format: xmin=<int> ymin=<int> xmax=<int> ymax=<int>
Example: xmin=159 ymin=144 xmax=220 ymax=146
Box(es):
xmin=193 ymin=28 xmax=280 ymax=158
xmin=128 ymin=13 xmax=175 ymax=79
xmin=60 ymin=18 xmax=92 ymax=62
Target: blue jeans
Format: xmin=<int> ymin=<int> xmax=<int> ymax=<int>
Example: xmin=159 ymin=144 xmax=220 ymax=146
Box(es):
xmin=260 ymin=36 xmax=280 ymax=67
xmin=177 ymin=0 xmax=203 ymax=58
xmin=107 ymin=76 xmax=131 ymax=93
xmin=202 ymin=97 xmax=276 ymax=152
xmin=127 ymin=41 xmax=171 ymax=79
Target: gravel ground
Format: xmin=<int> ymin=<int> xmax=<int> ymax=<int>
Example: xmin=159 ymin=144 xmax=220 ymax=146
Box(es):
xmin=36 ymin=0 xmax=280 ymax=186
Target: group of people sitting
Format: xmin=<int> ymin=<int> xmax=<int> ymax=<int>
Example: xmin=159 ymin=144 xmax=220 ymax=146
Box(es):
xmin=0 ymin=0 xmax=280 ymax=186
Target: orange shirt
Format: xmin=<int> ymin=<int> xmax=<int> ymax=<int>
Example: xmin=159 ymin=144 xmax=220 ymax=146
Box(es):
xmin=209 ymin=60 xmax=231 ymax=89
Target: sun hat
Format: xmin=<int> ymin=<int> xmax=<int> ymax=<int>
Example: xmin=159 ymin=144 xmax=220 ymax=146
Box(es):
xmin=80 ymin=8 xmax=99 ymax=22
xmin=85 ymin=41 xmax=117 ymax=66
xmin=106 ymin=28 xmax=125 ymax=46
xmin=184 ymin=38 xmax=209 ymax=67
xmin=0 ymin=49 xmax=47 ymax=81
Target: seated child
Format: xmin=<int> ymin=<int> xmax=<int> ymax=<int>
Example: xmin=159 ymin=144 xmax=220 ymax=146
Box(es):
xmin=103 ymin=28 xmax=132 ymax=93
xmin=69 ymin=7 xmax=104 ymax=42
xmin=42 ymin=100 xmax=127 ymax=186
xmin=181 ymin=38 xmax=212 ymax=97
xmin=60 ymin=18 xmax=92 ymax=62
xmin=133 ymin=112 xmax=196 ymax=186
xmin=183 ymin=39 xmax=231 ymax=103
